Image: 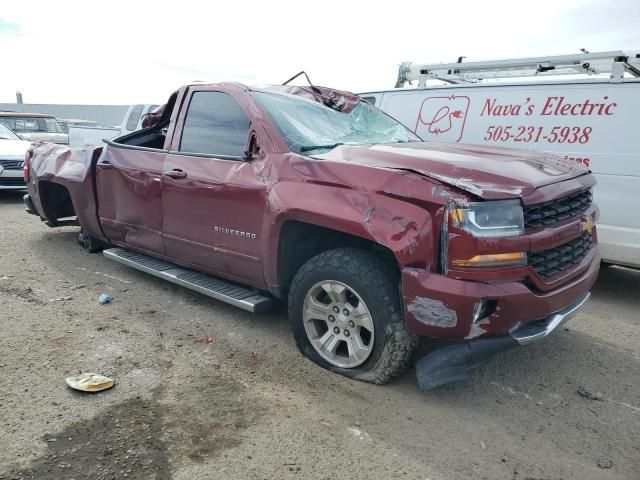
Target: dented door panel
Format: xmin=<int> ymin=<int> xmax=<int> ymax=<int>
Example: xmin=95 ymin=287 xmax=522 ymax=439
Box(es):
xmin=96 ymin=145 xmax=166 ymax=254
xmin=161 ymin=152 xmax=269 ymax=285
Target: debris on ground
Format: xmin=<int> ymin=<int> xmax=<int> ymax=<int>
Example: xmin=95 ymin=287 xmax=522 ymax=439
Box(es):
xmin=597 ymin=458 xmax=614 ymax=469
xmin=65 ymin=373 xmax=114 ymax=393
xmin=49 ymin=296 xmax=73 ymax=302
xmin=93 ymin=270 xmax=133 ymax=284
xmin=98 ymin=293 xmax=113 ymax=305
xmin=577 ymin=387 xmax=605 ymax=401
xmin=347 ymin=426 xmax=371 ymax=441
xmin=186 ymin=334 xmax=216 ymax=344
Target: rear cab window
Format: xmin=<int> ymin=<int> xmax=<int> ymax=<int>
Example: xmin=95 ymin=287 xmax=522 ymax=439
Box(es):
xmin=0 ymin=116 xmax=60 ymax=132
xmin=44 ymin=118 xmax=63 ymax=133
xmin=179 ymin=91 xmax=250 ymax=158
xmin=126 ymin=105 xmax=145 ymax=131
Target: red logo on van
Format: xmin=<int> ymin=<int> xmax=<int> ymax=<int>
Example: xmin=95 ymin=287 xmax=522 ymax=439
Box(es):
xmin=414 ymin=95 xmax=470 ymax=142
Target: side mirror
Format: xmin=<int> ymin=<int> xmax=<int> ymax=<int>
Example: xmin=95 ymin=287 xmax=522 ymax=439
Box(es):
xmin=243 ymin=131 xmax=263 ymax=161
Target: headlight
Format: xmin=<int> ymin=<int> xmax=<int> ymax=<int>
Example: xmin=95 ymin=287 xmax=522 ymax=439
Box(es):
xmin=452 ymin=200 xmax=524 ymax=238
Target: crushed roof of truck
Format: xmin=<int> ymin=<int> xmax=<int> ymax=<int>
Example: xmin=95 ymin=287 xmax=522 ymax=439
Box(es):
xmin=178 ymin=81 xmax=363 ymax=113
xmin=254 ymin=85 xmax=362 ymax=113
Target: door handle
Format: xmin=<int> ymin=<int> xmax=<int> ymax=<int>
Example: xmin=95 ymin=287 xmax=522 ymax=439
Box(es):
xmin=163 ymin=169 xmax=187 ymax=179
xmin=97 ymin=161 xmax=114 ymax=170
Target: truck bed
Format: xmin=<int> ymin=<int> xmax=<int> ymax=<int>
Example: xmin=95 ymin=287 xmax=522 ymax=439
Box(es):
xmin=26 ymin=142 xmax=103 ymax=237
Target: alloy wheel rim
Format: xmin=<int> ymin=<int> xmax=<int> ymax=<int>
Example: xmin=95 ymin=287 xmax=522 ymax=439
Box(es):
xmin=302 ymin=280 xmax=375 ymax=368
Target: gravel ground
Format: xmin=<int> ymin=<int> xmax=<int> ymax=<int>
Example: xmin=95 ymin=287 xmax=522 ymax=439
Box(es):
xmin=0 ymin=189 xmax=638 ymax=480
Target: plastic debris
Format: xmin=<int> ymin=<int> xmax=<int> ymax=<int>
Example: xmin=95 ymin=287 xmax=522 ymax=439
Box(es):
xmin=49 ymin=296 xmax=73 ymax=302
xmin=65 ymin=373 xmax=114 ymax=393
xmin=347 ymin=426 xmax=371 ymax=441
xmin=98 ymin=293 xmax=113 ymax=305
xmin=577 ymin=387 xmax=605 ymax=401
xmin=186 ymin=335 xmax=216 ymax=344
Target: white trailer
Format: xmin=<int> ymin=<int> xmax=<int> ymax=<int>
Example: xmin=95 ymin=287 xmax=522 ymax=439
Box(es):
xmin=360 ymin=51 xmax=640 ymax=269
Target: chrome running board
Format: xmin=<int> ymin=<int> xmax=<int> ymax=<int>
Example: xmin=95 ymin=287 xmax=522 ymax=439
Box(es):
xmin=103 ymin=247 xmax=272 ymax=313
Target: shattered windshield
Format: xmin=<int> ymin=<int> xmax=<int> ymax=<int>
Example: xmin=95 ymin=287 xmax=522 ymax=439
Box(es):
xmin=254 ymin=91 xmax=420 ymax=153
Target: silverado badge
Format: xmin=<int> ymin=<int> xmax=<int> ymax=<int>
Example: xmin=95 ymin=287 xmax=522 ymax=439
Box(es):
xmin=214 ymin=226 xmax=257 ymax=239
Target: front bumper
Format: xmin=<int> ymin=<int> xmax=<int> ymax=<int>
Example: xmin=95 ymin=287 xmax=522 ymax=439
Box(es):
xmin=0 ymin=169 xmax=26 ymax=190
xmin=401 ymin=246 xmax=600 ymax=339
xmin=416 ymin=292 xmax=590 ymax=391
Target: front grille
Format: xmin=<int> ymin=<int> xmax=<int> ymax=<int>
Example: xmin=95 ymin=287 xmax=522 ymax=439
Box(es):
xmin=0 ymin=177 xmax=26 ymax=187
xmin=528 ymin=233 xmax=592 ymax=278
xmin=0 ymin=159 xmax=23 ymax=170
xmin=524 ymin=190 xmax=592 ymax=228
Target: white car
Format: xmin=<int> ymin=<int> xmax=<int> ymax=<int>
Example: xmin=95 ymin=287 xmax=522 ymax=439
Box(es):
xmin=0 ymin=124 xmax=30 ymax=190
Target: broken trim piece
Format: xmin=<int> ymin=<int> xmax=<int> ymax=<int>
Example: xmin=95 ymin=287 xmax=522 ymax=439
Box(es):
xmin=416 ymin=293 xmax=590 ymax=392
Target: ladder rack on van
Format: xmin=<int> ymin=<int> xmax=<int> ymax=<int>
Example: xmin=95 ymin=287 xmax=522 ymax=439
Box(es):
xmin=395 ymin=50 xmax=640 ymax=88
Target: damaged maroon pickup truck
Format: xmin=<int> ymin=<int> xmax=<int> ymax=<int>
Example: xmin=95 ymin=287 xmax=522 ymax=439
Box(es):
xmin=23 ymin=82 xmax=600 ymax=391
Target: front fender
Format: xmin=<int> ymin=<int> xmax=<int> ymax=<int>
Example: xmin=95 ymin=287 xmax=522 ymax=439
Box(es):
xmin=262 ymin=180 xmax=436 ymax=288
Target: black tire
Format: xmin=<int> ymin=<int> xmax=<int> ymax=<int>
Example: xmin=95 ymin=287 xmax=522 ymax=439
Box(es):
xmin=288 ymin=248 xmax=418 ymax=384
xmin=77 ymin=228 xmax=108 ymax=253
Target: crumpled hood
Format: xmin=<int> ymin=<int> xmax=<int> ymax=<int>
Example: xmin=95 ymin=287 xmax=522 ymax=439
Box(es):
xmin=0 ymin=139 xmax=31 ymax=158
xmin=312 ymin=142 xmax=589 ymax=199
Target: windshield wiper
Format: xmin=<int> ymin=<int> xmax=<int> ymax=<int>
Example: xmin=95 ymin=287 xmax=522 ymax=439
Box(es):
xmin=299 ymin=142 xmax=344 ymax=152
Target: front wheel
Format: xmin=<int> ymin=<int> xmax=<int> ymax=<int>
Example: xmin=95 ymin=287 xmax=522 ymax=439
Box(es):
xmin=288 ymin=248 xmax=417 ymax=384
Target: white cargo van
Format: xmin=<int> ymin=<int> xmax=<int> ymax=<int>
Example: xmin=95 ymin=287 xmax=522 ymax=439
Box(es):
xmin=361 ymin=51 xmax=640 ymax=269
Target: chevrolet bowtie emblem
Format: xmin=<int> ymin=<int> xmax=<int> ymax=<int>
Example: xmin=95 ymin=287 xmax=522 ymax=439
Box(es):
xmin=581 ymin=217 xmax=594 ymax=233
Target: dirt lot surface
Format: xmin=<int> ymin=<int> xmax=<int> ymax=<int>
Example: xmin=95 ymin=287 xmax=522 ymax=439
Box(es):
xmin=0 ymin=189 xmax=638 ymax=480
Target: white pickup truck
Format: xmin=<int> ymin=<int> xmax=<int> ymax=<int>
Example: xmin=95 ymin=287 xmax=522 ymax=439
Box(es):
xmin=361 ymin=51 xmax=640 ymax=269
xmin=68 ymin=104 xmax=159 ymax=147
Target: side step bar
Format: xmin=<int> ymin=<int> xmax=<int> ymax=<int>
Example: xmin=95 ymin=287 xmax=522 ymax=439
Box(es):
xmin=103 ymin=247 xmax=272 ymax=313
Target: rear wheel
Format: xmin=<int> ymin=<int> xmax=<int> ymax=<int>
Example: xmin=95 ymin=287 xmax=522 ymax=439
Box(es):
xmin=78 ymin=228 xmax=108 ymax=253
xmin=288 ymin=248 xmax=417 ymax=384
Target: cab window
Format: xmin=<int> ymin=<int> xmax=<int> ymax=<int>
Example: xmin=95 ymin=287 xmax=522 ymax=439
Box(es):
xmin=179 ymin=91 xmax=250 ymax=158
